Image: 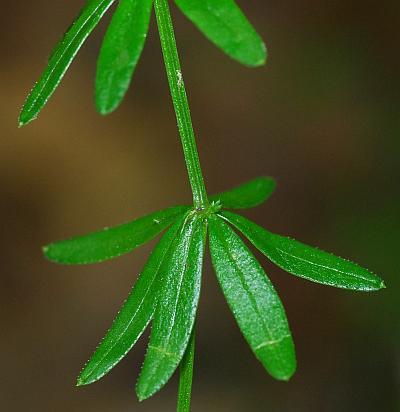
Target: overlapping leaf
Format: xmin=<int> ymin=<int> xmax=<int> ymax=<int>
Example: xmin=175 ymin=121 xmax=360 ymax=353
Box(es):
xmin=221 ymin=211 xmax=385 ymax=291
xmin=19 ymin=0 xmax=116 ymax=126
xmin=42 ymin=175 xmax=384 ymax=398
xmin=77 ymin=218 xmax=184 ymax=385
xmin=44 ymin=206 xmax=188 ymax=264
xmin=18 ymin=0 xmax=386 ymax=404
xmin=96 ymin=0 xmax=153 ymax=114
xmin=175 ymin=0 xmax=266 ymax=66
xmin=209 ymin=215 xmax=296 ymax=381
xmin=43 ymin=176 xmax=274 ymax=266
xmin=136 ymin=214 xmax=206 ymax=400
xmin=209 ymin=176 xmax=276 ymax=209
xmin=20 ymin=0 xmax=268 ymax=125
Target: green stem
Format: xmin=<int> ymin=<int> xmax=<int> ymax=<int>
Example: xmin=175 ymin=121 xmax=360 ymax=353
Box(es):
xmin=154 ymin=0 xmax=209 ymax=209
xmin=177 ymin=329 xmax=196 ymax=412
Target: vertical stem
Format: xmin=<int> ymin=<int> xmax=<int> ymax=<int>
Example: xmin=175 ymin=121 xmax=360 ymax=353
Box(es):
xmin=177 ymin=329 xmax=196 ymax=412
xmin=154 ymin=0 xmax=209 ymax=209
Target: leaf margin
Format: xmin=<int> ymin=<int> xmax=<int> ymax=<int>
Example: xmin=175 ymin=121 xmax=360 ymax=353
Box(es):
xmin=208 ymin=214 xmax=296 ymax=381
xmin=95 ymin=0 xmax=153 ymax=114
xmin=43 ymin=205 xmax=189 ymax=265
xmin=174 ymin=0 xmax=267 ymax=67
xmin=19 ymin=0 xmax=116 ymax=126
xmin=136 ymin=213 xmax=206 ymax=401
xmin=76 ymin=216 xmax=186 ymax=386
xmin=220 ymin=210 xmax=386 ymax=292
xmin=209 ymin=176 xmax=276 ymax=210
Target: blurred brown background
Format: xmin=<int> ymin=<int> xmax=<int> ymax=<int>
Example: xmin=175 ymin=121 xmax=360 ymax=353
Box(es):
xmin=1 ymin=1 xmax=399 ymax=411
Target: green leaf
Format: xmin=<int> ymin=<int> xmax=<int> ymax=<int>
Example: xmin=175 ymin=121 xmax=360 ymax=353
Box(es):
xmin=95 ymin=0 xmax=153 ymax=114
xmin=221 ymin=211 xmax=385 ymax=291
xmin=77 ymin=218 xmax=183 ymax=386
xmin=19 ymin=0 xmax=115 ymax=126
xmin=136 ymin=214 xmax=206 ymax=401
xmin=174 ymin=0 xmax=266 ymax=67
xmin=43 ymin=206 xmax=189 ymax=264
xmin=209 ymin=176 xmax=276 ymax=209
xmin=209 ymin=215 xmax=296 ymax=381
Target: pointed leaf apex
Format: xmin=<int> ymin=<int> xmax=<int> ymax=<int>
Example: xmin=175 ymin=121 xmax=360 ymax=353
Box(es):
xmin=280 ymin=375 xmax=292 ymax=382
xmin=136 ymin=388 xmax=148 ymax=402
xmin=136 ymin=369 xmax=166 ymax=402
xmin=19 ymin=0 xmax=116 ymax=124
xmin=175 ymin=0 xmax=267 ymax=68
xmin=250 ymin=43 xmax=267 ymax=67
xmin=76 ymin=377 xmax=85 ymax=387
xmin=42 ymin=206 xmax=188 ymax=265
xmin=18 ymin=111 xmax=36 ymax=127
xmin=209 ymin=216 xmax=296 ymax=381
xmin=95 ymin=102 xmax=114 ymax=116
xmin=136 ymin=386 xmax=150 ymax=402
xmin=221 ymin=211 xmax=385 ymax=292
xmin=18 ymin=119 xmax=26 ymax=128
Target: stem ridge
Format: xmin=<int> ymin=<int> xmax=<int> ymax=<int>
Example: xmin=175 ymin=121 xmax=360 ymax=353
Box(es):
xmin=154 ymin=0 xmax=209 ymax=209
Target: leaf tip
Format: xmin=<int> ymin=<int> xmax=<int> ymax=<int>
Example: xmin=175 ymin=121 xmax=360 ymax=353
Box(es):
xmin=76 ymin=370 xmax=91 ymax=386
xmin=42 ymin=244 xmax=52 ymax=259
xmin=250 ymin=43 xmax=268 ymax=68
xmin=135 ymin=385 xmax=151 ymax=402
xmin=245 ymin=55 xmax=266 ymax=68
xmin=366 ymin=275 xmax=386 ymax=291
xmin=18 ymin=111 xmax=34 ymax=127
xmin=136 ymin=393 xmax=146 ymax=402
xmin=76 ymin=367 xmax=97 ymax=386
xmin=257 ymin=48 xmax=268 ymax=67
xmin=42 ymin=243 xmax=64 ymax=264
xmin=279 ymin=374 xmax=293 ymax=383
xmin=76 ymin=377 xmax=85 ymax=387
xmin=99 ymin=109 xmax=112 ymax=116
xmin=95 ymin=88 xmax=119 ymax=116
xmin=95 ymin=101 xmax=115 ymax=116
xmin=272 ymin=366 xmax=296 ymax=382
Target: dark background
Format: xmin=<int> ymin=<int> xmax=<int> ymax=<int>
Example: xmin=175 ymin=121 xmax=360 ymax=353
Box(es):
xmin=1 ymin=1 xmax=399 ymax=411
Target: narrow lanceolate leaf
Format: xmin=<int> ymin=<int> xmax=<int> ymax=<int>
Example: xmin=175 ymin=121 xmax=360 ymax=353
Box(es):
xmin=209 ymin=216 xmax=296 ymax=381
xmin=43 ymin=206 xmax=189 ymax=264
xmin=96 ymin=0 xmax=153 ymax=114
xmin=209 ymin=176 xmax=276 ymax=209
xmin=136 ymin=215 xmax=206 ymax=401
xmin=77 ymin=218 xmax=183 ymax=386
xmin=19 ymin=0 xmax=115 ymax=126
xmin=175 ymin=0 xmax=266 ymax=67
xmin=221 ymin=211 xmax=385 ymax=291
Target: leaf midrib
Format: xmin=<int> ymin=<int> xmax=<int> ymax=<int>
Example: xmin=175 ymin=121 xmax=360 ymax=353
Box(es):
xmin=213 ymin=220 xmax=286 ymax=369
xmin=82 ymin=218 xmax=182 ymax=381
xmin=150 ymin=218 xmax=196 ymax=381
xmin=54 ymin=208 xmax=184 ymax=264
xmin=268 ymin=236 xmax=377 ymax=286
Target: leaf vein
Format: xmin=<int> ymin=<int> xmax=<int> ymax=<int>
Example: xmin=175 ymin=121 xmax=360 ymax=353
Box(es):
xmin=274 ymin=245 xmax=375 ymax=284
xmin=254 ymin=334 xmax=290 ymax=351
xmin=213 ymin=221 xmax=287 ymax=369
